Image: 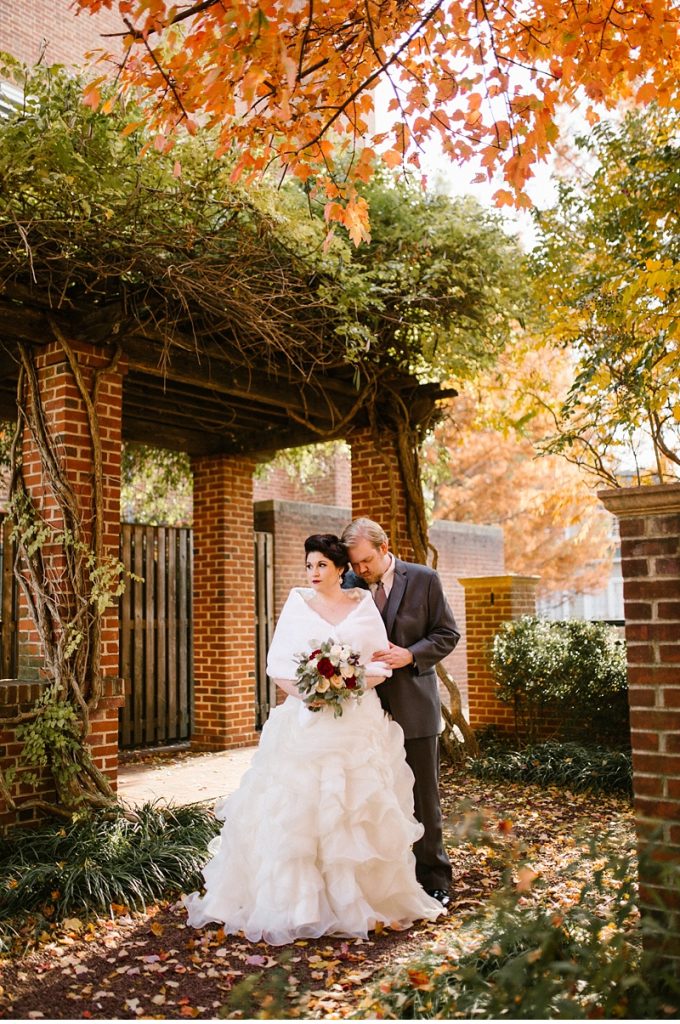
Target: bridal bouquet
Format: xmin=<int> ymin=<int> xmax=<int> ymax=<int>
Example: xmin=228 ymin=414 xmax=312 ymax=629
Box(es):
xmin=295 ymin=638 xmax=366 ymax=717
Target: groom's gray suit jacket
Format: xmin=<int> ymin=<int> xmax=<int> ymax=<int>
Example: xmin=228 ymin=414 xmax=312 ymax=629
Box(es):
xmin=344 ymin=559 xmax=460 ymax=739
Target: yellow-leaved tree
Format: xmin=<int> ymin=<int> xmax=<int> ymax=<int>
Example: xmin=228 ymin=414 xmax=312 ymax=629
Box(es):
xmin=530 ymin=104 xmax=680 ymax=481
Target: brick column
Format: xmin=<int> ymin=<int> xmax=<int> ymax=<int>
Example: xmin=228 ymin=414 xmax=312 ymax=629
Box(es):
xmin=191 ymin=453 xmax=259 ymax=750
xmin=600 ymin=483 xmax=680 ymax=969
xmin=19 ymin=340 xmax=125 ymax=788
xmin=348 ymin=427 xmax=414 ymax=560
xmin=0 ymin=681 xmax=56 ymax=831
xmin=459 ymin=575 xmax=539 ymax=734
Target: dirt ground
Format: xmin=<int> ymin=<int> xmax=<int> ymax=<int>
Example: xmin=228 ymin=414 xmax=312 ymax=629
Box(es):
xmin=0 ymin=767 xmax=633 ymax=1020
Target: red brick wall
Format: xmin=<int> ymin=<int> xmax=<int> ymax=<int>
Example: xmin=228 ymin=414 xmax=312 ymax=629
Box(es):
xmin=430 ymin=520 xmax=505 ymax=701
xmin=459 ymin=575 xmax=539 ymax=734
xmin=254 ymin=453 xmax=351 ymax=507
xmin=0 ymin=1 xmax=124 ymax=68
xmin=27 ymin=342 xmax=124 ymax=776
xmin=254 ymin=500 xmax=350 ymax=620
xmin=20 ymin=343 xmax=124 ymax=697
xmin=191 ymin=453 xmax=260 ymax=750
xmin=349 ymin=427 xmax=414 ymax=561
xmin=0 ymin=681 xmax=57 ymax=832
xmin=600 ymin=483 xmax=680 ymax=968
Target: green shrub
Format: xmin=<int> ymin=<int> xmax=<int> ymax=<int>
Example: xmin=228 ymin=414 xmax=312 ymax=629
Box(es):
xmin=220 ymin=951 xmax=301 ymax=1019
xmin=469 ymin=740 xmax=633 ymax=795
xmin=358 ymin=842 xmax=680 ymax=1019
xmin=0 ymin=802 xmax=219 ymax=946
xmin=490 ymin=616 xmax=629 ymax=746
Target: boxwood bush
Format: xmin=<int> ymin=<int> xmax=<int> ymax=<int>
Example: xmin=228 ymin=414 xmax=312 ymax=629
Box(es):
xmin=490 ymin=616 xmax=629 ymax=747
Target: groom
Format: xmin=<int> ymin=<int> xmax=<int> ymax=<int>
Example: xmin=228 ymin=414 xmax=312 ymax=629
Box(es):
xmin=341 ymin=517 xmax=460 ymax=905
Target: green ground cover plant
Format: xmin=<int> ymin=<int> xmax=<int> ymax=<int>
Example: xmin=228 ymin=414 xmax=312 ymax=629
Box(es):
xmin=0 ymin=802 xmax=219 ymax=950
xmin=357 ymin=839 xmax=679 ymax=1020
xmin=469 ymin=740 xmax=633 ymax=795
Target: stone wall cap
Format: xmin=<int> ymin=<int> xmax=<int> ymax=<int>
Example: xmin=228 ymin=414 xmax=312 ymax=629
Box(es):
xmin=458 ymin=574 xmax=541 ymax=587
xmin=599 ymin=481 xmax=680 ymax=518
xmin=253 ymin=499 xmax=351 ymax=517
xmin=430 ymin=519 xmax=504 ymax=538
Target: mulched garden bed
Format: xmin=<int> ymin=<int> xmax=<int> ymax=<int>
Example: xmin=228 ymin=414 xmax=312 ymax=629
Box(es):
xmin=0 ymin=766 xmax=633 ymax=1020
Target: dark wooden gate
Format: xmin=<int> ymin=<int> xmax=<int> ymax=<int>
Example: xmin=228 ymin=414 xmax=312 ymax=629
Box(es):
xmin=1 ymin=520 xmax=274 ymax=747
xmin=119 ymin=525 xmax=193 ymax=748
xmin=254 ymin=531 xmax=275 ymax=728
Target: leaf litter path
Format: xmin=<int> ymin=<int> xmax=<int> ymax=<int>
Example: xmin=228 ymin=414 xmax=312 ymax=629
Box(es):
xmin=0 ymin=769 xmax=633 ymax=1020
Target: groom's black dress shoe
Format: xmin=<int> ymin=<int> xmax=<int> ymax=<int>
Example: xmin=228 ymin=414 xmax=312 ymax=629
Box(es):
xmin=427 ymin=889 xmax=451 ymax=908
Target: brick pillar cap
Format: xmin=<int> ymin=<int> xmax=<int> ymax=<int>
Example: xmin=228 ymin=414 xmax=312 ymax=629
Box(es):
xmin=458 ymin=574 xmax=540 ymax=588
xmin=599 ymin=481 xmax=680 ymax=519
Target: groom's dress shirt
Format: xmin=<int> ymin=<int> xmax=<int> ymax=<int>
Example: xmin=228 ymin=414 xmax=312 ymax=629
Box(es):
xmin=370 ymin=553 xmax=396 ymax=599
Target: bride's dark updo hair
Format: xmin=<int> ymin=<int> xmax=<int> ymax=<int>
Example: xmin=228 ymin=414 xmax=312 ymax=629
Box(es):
xmin=304 ymin=534 xmax=349 ymax=571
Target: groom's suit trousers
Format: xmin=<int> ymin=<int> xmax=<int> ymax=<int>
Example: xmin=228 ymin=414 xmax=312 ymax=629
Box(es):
xmin=404 ymin=734 xmax=452 ymax=891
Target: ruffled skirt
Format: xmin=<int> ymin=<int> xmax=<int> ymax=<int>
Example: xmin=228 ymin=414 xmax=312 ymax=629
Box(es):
xmin=183 ymin=690 xmax=444 ymax=945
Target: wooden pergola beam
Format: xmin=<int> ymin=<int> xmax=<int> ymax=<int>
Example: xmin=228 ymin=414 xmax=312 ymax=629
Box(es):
xmin=122 ymin=335 xmax=355 ymax=427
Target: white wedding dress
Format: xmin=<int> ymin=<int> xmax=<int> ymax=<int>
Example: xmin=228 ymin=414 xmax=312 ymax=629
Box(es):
xmin=184 ymin=586 xmax=444 ymax=945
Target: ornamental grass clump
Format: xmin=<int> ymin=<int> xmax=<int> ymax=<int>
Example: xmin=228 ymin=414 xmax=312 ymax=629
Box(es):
xmin=0 ymin=802 xmax=219 ymax=947
xmin=469 ymin=740 xmax=633 ymax=796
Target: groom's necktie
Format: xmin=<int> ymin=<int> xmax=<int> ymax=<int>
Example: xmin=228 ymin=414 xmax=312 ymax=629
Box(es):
xmin=374 ymin=580 xmax=387 ymax=613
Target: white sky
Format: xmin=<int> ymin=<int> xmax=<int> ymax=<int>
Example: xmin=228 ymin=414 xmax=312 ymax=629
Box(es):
xmin=372 ymin=76 xmax=592 ymax=251
xmin=418 ymin=137 xmax=559 ymax=250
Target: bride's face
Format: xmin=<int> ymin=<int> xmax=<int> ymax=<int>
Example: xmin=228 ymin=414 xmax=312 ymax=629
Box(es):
xmin=305 ymin=551 xmax=343 ymax=595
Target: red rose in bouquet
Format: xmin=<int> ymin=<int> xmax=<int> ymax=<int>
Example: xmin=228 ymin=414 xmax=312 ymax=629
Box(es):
xmin=316 ymin=657 xmax=335 ymax=679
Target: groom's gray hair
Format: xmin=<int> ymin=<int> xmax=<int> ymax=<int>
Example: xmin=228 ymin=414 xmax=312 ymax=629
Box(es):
xmin=341 ymin=517 xmax=388 ymax=550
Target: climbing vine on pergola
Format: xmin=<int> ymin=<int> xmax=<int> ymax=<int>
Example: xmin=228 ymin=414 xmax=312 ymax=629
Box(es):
xmin=0 ymin=60 xmax=525 ymax=809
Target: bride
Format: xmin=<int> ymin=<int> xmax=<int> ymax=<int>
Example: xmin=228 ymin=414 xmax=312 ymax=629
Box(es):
xmin=184 ymin=533 xmax=445 ymax=945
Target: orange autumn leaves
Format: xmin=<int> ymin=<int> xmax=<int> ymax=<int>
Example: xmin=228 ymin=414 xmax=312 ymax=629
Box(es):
xmin=430 ymin=337 xmax=615 ymax=596
xmin=76 ymin=0 xmax=680 ymax=242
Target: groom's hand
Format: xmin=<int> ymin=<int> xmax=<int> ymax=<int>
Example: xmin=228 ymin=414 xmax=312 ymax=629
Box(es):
xmin=372 ymin=642 xmax=414 ymax=669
